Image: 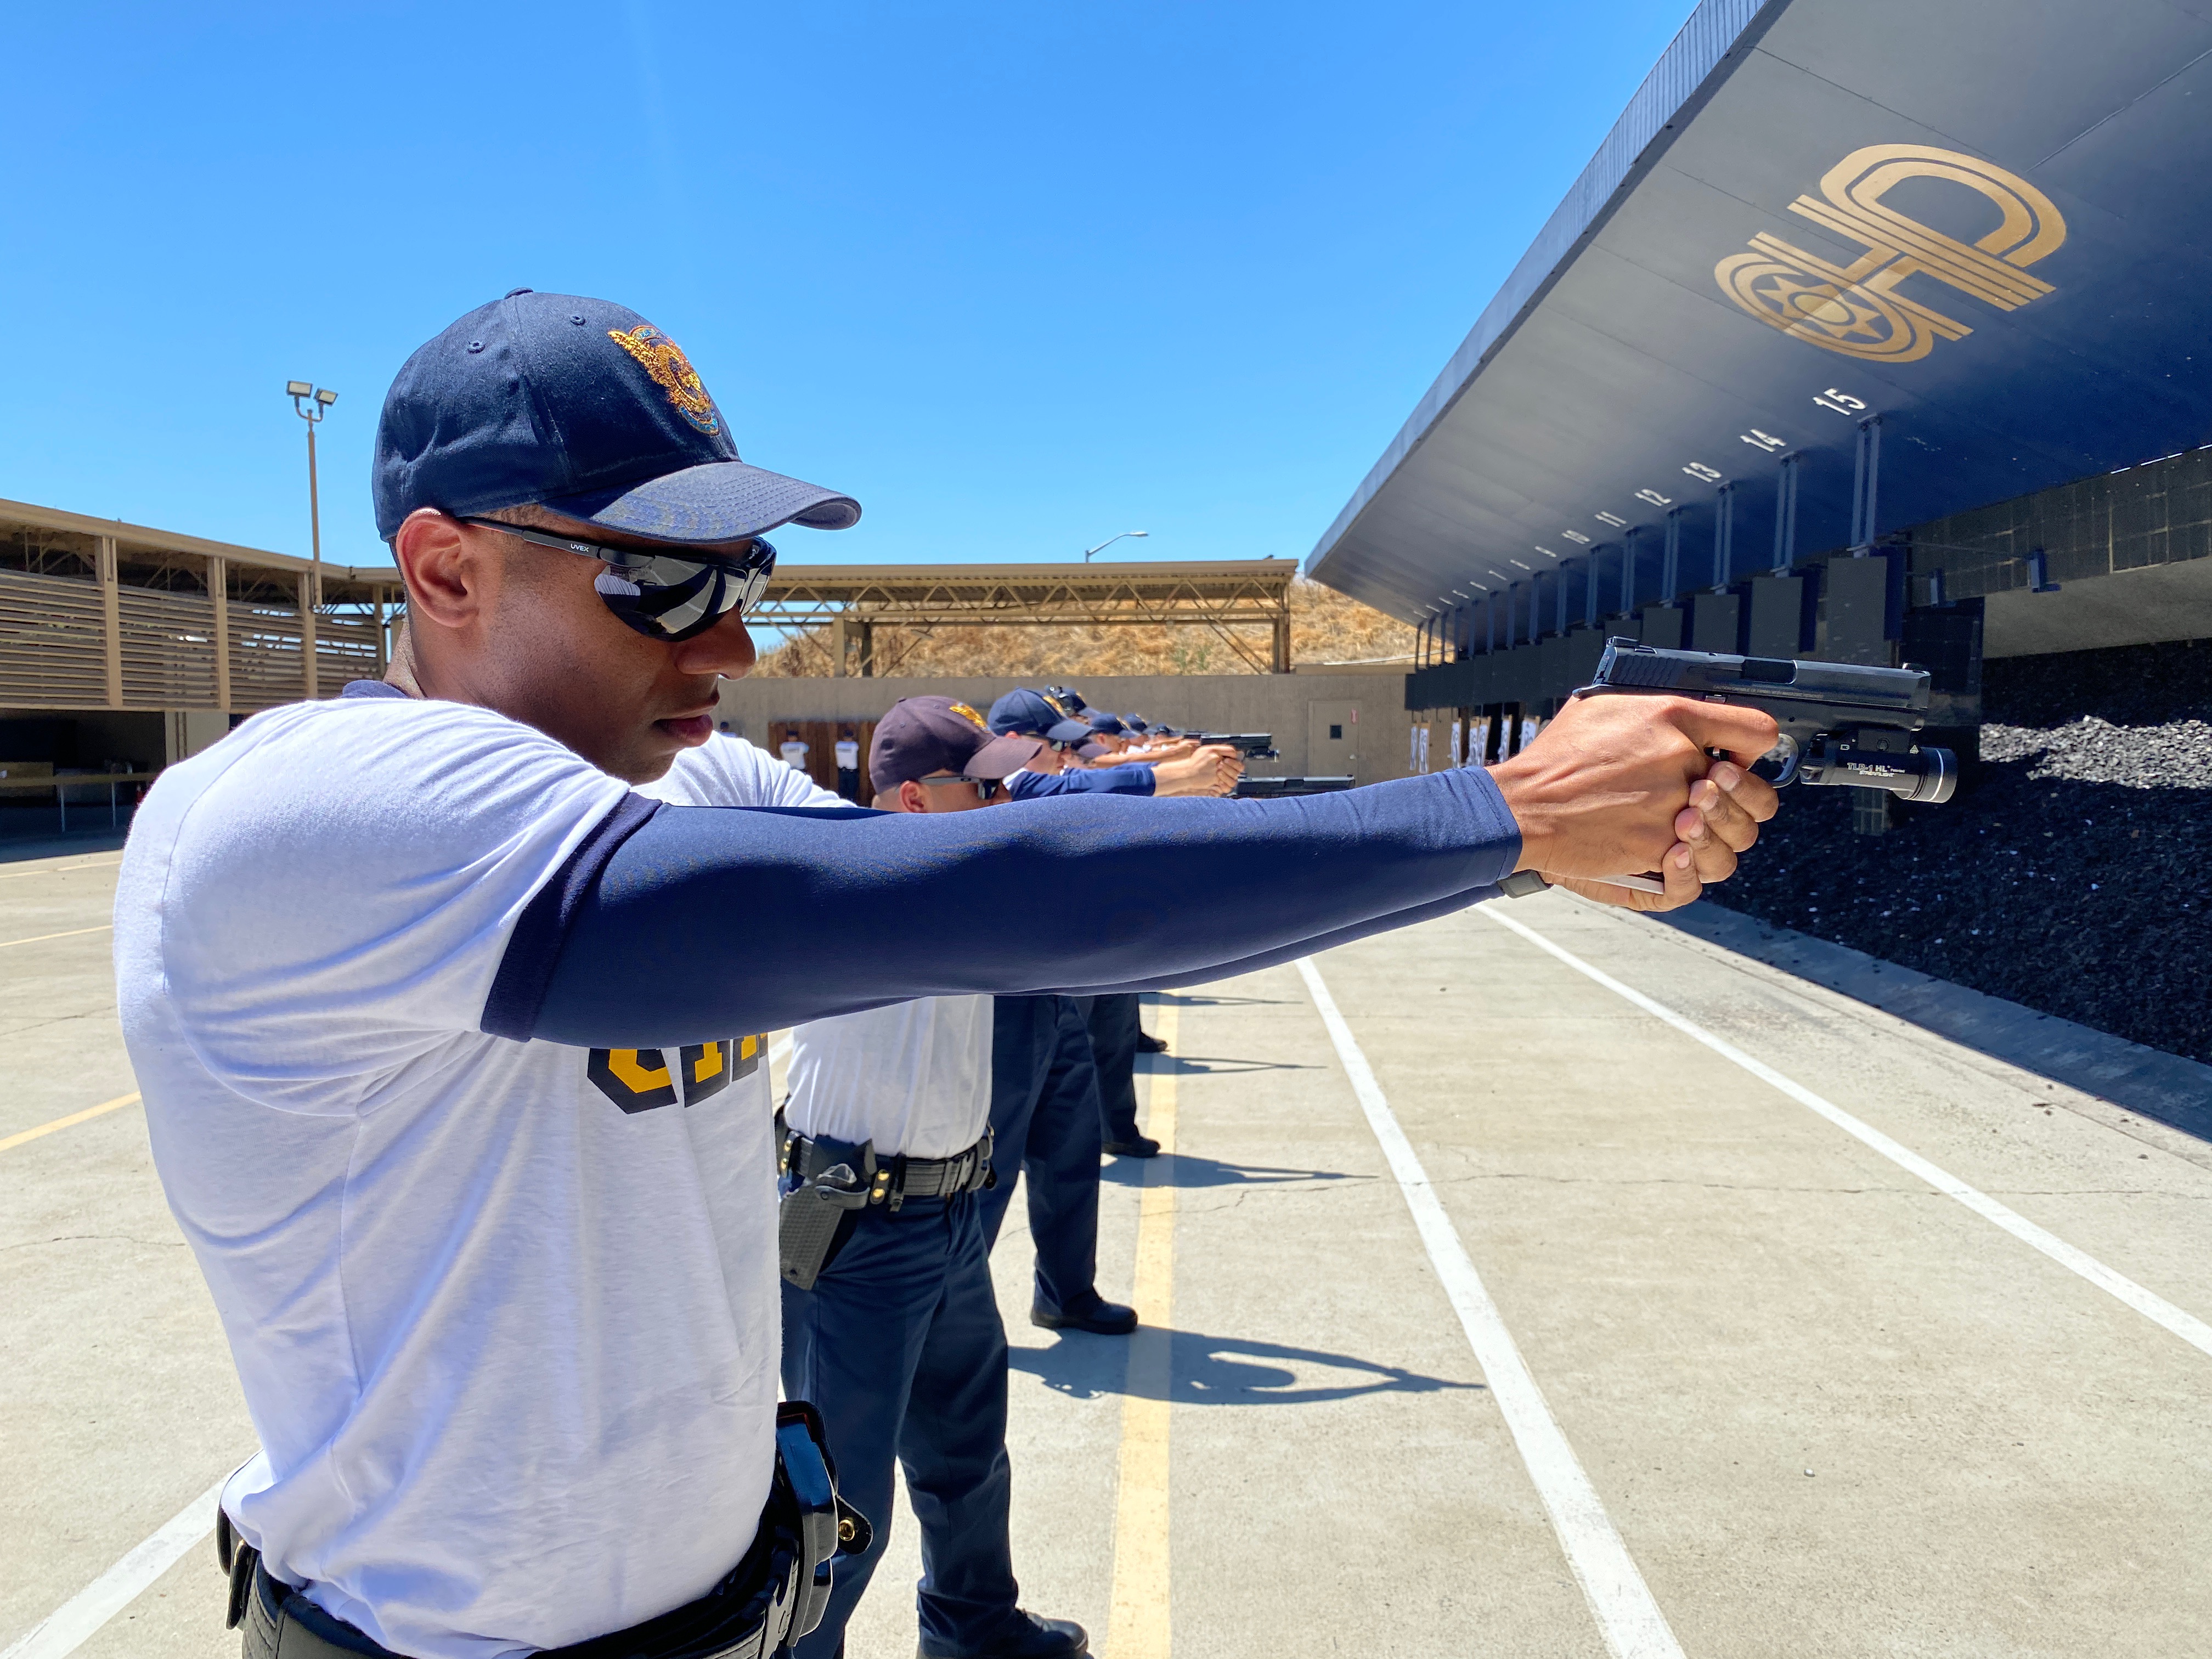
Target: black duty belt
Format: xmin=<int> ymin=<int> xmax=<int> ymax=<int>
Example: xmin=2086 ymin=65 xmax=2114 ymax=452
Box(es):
xmin=780 ymin=1125 xmax=995 ymax=1208
xmin=221 ymin=1402 xmax=870 ymax=1659
xmin=775 ymin=1125 xmax=996 ymax=1290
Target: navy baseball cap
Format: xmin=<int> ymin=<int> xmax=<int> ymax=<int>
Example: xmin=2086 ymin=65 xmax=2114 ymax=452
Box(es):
xmin=1086 ymin=710 xmax=1126 ymax=736
xmin=988 ymin=689 xmax=1091 ymax=742
xmin=870 ymin=697 xmax=1042 ymax=793
xmin=372 ymin=289 xmax=861 ymax=544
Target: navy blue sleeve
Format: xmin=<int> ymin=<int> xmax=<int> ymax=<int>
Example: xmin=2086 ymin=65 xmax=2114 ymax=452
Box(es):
xmin=508 ymin=766 xmax=1520 ymax=1049
xmin=1006 ymin=765 xmax=1155 ymax=798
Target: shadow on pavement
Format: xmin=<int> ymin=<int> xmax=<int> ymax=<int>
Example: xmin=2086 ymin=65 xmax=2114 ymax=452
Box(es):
xmin=1136 ymin=1052 xmax=1317 ymax=1076
xmin=1099 ymin=1152 xmax=1358 ymax=1191
xmin=1011 ymin=1328 xmax=1481 ymax=1406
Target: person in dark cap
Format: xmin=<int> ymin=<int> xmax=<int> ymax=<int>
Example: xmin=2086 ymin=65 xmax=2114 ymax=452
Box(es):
xmin=778 ymin=696 xmax=1082 ymax=1659
xmin=116 ymin=288 xmax=1778 ymax=1659
xmin=986 ymin=689 xmax=1239 ymax=798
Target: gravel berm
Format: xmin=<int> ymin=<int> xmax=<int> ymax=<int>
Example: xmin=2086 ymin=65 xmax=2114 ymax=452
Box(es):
xmin=1707 ymin=637 xmax=2212 ymax=1066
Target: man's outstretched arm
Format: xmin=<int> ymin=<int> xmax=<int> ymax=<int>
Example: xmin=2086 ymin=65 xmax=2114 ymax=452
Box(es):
xmin=503 ymin=765 xmax=1520 ymax=1049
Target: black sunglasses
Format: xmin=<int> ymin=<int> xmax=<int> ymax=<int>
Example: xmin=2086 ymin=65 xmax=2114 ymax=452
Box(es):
xmin=460 ymin=517 xmax=777 ymax=642
xmin=915 ymin=775 xmax=1005 ymax=802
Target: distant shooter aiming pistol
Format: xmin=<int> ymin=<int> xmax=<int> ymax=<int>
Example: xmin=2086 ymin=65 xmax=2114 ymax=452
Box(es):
xmin=1570 ymin=638 xmax=1956 ymax=894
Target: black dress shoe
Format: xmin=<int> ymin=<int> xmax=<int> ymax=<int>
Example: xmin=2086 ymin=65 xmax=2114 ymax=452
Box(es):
xmin=1103 ymin=1136 xmax=1160 ymax=1158
xmin=918 ymin=1611 xmax=1089 ymax=1658
xmin=1135 ymin=1031 xmax=1169 ymax=1053
xmin=1031 ymin=1293 xmax=1138 ymax=1335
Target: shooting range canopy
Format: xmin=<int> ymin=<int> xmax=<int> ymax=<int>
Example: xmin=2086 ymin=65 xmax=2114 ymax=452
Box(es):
xmin=1306 ymin=0 xmax=2212 ymax=623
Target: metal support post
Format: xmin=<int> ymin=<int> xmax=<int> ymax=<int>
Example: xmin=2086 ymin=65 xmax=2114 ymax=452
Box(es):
xmin=1772 ymin=453 xmax=1800 ymax=573
xmin=210 ymin=556 xmax=232 ymax=712
xmin=1620 ymin=529 xmax=1638 ymax=612
xmin=97 ymin=535 xmax=122 ymax=709
xmin=1662 ymin=510 xmax=1682 ymax=601
xmin=1273 ymin=611 xmax=1292 ymax=672
xmin=831 ymin=613 xmax=849 ymax=676
xmin=1850 ymin=415 xmax=1883 ymax=552
xmin=1584 ymin=554 xmax=1601 ymax=627
xmin=1714 ymin=483 xmax=1735 ymax=590
xmin=299 ymin=572 xmax=319 ymax=700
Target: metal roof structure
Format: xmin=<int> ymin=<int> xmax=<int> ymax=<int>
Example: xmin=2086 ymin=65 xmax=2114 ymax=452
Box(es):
xmin=1306 ymin=0 xmax=2212 ymax=629
xmin=0 ymin=498 xmax=399 ymax=712
xmin=754 ymin=559 xmax=1300 ymax=674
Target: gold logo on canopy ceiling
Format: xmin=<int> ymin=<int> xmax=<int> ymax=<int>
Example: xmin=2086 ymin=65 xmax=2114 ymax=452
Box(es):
xmin=1714 ymin=144 xmax=2066 ymax=363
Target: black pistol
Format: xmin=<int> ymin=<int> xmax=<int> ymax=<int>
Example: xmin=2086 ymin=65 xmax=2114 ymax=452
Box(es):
xmin=1576 ymin=639 xmax=1957 ymax=804
xmin=1190 ymin=732 xmax=1280 ymax=760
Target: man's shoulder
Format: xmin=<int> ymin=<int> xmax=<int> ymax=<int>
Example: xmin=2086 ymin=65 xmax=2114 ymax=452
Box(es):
xmin=125 ymin=697 xmax=623 ymax=895
xmin=651 ymin=733 xmax=836 ymax=809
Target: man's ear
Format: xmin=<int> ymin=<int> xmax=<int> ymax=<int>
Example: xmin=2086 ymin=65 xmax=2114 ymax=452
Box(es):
xmin=392 ymin=510 xmax=487 ymax=633
xmin=896 ymin=778 xmax=929 ymax=814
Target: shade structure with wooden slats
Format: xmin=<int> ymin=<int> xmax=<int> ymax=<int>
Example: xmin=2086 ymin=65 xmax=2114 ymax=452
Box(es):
xmin=0 ymin=496 xmax=402 ymax=714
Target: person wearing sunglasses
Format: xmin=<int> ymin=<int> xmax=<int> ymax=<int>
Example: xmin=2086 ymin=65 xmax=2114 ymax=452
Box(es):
xmin=116 ymin=289 xmax=1778 ymax=1659
xmin=777 ymin=696 xmax=1086 ymax=1659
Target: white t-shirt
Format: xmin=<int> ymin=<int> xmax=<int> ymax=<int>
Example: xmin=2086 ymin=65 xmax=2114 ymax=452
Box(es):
xmin=114 ymin=701 xmax=839 ymax=1659
xmin=833 ymin=739 xmax=860 ymax=769
xmin=778 ymin=740 xmax=809 ymax=769
xmin=784 ymin=996 xmax=992 ymax=1159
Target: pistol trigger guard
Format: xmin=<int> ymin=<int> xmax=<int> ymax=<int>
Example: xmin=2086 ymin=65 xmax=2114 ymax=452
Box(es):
xmin=1752 ymin=733 xmax=1801 ymax=788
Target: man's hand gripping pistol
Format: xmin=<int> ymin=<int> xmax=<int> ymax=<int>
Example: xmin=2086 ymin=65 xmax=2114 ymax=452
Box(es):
xmin=1571 ymin=638 xmax=1957 ymax=894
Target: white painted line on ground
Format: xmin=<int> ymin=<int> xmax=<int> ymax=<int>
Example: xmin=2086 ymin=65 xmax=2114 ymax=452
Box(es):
xmin=2 ymin=1475 xmax=228 ymax=1659
xmin=1296 ymin=957 xmax=1686 ymax=1659
xmin=1481 ymin=905 xmax=2212 ymax=1362
xmin=1107 ymin=996 xmax=1181 ymax=1659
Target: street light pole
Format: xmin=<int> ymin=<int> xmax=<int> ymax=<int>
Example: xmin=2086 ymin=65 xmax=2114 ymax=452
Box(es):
xmin=1082 ymin=529 xmax=1149 ymax=562
xmin=286 ymin=382 xmax=338 ymax=607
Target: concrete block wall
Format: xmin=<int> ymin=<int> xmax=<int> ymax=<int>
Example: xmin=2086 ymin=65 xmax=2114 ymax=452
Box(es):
xmin=710 ymin=672 xmax=1417 ymax=785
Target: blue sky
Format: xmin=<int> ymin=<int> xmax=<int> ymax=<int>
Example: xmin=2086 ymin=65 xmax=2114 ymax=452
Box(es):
xmin=2 ymin=2 xmax=1691 ymax=574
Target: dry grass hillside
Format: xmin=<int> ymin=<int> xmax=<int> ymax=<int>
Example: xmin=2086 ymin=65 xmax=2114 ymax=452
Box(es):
xmin=751 ymin=575 xmax=1415 ymax=677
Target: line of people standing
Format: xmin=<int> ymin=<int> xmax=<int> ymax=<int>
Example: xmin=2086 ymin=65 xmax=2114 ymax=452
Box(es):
xmin=775 ymin=690 xmax=1240 ymax=1658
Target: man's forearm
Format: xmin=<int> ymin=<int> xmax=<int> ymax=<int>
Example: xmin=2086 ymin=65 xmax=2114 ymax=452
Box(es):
xmin=500 ymin=768 xmax=1520 ymax=1048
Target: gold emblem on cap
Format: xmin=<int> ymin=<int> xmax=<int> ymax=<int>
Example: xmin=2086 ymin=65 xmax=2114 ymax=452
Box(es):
xmin=1714 ymin=143 xmax=2066 ymax=363
xmin=608 ymin=324 xmax=724 ymax=436
xmin=948 ymin=702 xmax=990 ymax=730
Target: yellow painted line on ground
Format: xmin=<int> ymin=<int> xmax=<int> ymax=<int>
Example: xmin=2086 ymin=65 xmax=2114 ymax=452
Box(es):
xmin=0 ymin=923 xmax=112 ymax=949
xmin=0 ymin=1092 xmax=142 ymax=1154
xmin=1108 ymin=996 xmax=1180 ymax=1659
xmin=0 ymin=856 xmax=124 ymax=881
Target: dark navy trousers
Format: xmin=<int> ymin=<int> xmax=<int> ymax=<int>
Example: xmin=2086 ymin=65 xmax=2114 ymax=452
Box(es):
xmin=1085 ymin=992 xmax=1143 ymax=1143
xmin=980 ymin=995 xmax=1102 ymax=1314
xmin=780 ymin=1192 xmax=1020 ymax=1657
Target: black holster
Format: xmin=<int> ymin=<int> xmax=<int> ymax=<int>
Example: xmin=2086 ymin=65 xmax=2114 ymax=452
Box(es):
xmin=776 ymin=1135 xmax=875 ymax=1291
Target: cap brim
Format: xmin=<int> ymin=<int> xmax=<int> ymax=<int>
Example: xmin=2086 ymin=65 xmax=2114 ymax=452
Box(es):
xmin=544 ymin=459 xmax=861 ymax=544
xmin=1045 ymin=718 xmax=1092 ymax=742
xmin=967 ymin=734 xmax=1046 ymax=780
xmin=1075 ymin=741 xmax=1109 ymax=759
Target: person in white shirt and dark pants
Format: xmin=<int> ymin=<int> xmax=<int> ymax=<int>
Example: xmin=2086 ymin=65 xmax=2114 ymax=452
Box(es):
xmin=779 ymin=698 xmax=1088 ymax=1659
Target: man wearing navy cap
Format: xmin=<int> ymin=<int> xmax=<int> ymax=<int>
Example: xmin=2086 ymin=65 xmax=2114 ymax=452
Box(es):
xmin=778 ymin=697 xmax=1081 ymax=1659
xmin=116 ymin=289 xmax=1779 ymax=1659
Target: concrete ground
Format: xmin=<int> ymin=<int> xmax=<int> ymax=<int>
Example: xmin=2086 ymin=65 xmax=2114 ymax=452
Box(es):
xmin=5 ymin=840 xmax=2209 ymax=1658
